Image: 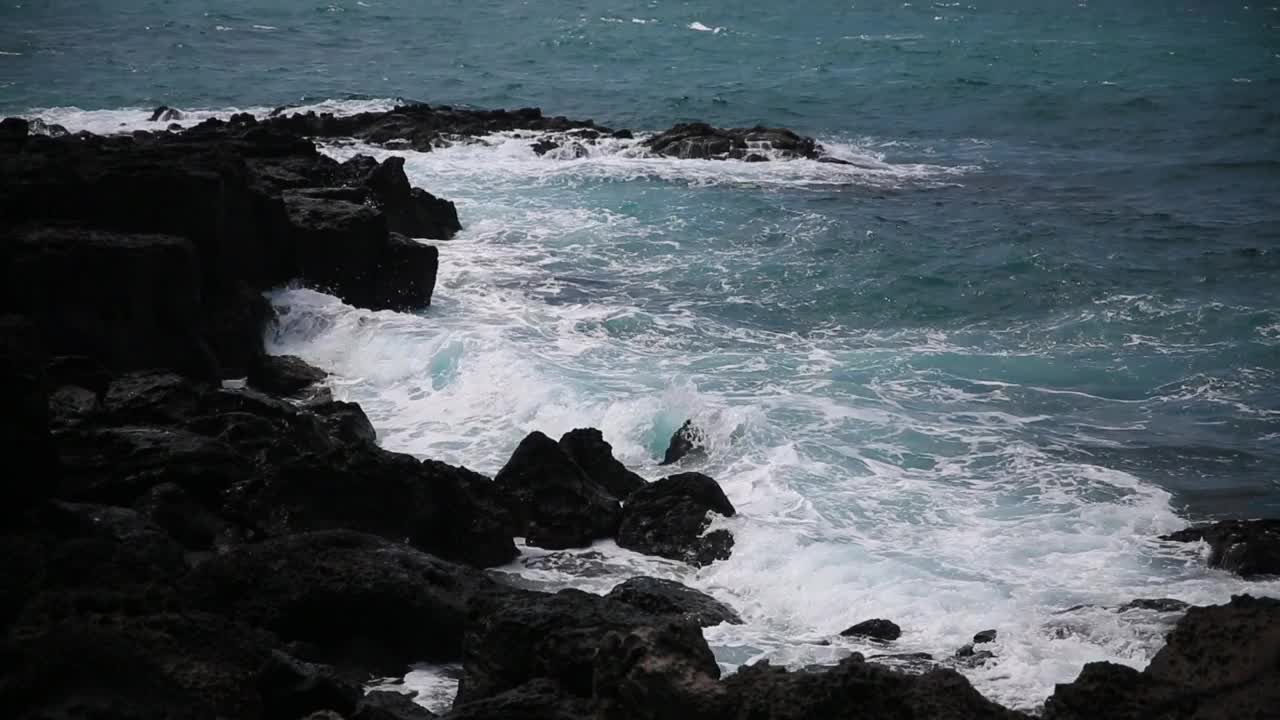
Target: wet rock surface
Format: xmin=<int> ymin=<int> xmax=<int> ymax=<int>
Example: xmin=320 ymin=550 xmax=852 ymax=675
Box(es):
xmin=605 ymin=577 xmax=743 ymax=627
xmin=1162 ymin=519 xmax=1280 ymax=578
xmin=616 ymin=472 xmax=736 ymax=566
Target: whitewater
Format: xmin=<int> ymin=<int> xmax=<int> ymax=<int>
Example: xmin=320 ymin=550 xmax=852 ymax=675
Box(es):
xmin=24 ymin=102 xmax=1280 ymax=712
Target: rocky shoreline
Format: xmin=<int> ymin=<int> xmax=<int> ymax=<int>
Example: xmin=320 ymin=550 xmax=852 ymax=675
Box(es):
xmin=2 ymin=104 xmax=1278 ymax=719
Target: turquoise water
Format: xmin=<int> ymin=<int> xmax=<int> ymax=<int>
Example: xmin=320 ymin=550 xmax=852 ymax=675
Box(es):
xmin=5 ymin=0 xmax=1280 ymax=710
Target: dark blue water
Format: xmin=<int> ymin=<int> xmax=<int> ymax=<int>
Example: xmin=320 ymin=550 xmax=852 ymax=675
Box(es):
xmin=5 ymin=0 xmax=1280 ymax=707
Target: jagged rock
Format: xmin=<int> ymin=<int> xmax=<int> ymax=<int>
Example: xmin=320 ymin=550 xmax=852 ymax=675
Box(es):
xmin=659 ymin=419 xmax=705 ymax=465
xmin=0 ymin=315 xmax=56 ymax=514
xmin=606 ymin=577 xmax=742 ymax=628
xmin=133 ymin=481 xmax=239 ymax=552
xmin=592 ymin=623 xmax=725 ymax=720
xmin=616 ymin=472 xmax=735 ymax=566
xmin=4 ymin=227 xmax=219 ymax=379
xmin=1045 ymin=595 xmax=1280 ymax=719
xmin=257 ymin=650 xmax=362 ymax=719
xmin=1161 ymin=519 xmax=1280 ymax=578
xmin=363 ymin=156 xmax=460 ymax=240
xmin=493 ymin=431 xmax=622 ymax=549
xmin=456 ymin=587 xmax=704 ymax=706
xmin=309 ymin=399 xmax=378 ymax=446
xmin=973 ymin=629 xmax=997 ymax=644
xmin=234 ymin=444 xmax=518 ymax=568
xmin=644 ymin=123 xmax=819 ymax=161
xmin=1118 ymin=598 xmax=1190 ymax=614
xmin=558 ymin=428 xmax=646 ymax=499
xmin=149 ymin=105 xmax=184 ymax=122
xmin=447 ymin=679 xmax=590 ymax=720
xmin=0 ymin=611 xmax=287 ymax=720
xmin=181 ymin=530 xmax=504 ymax=673
xmin=531 ymin=139 xmax=559 ymax=156
xmin=718 ymin=655 xmax=1024 ymax=720
xmin=247 ymin=353 xmax=327 ymax=396
xmin=54 ymin=424 xmax=250 ymax=504
xmin=354 ymin=690 xmax=437 ymax=720
xmin=840 ymin=618 xmax=902 ymax=642
xmin=48 ymin=383 xmax=100 ymax=425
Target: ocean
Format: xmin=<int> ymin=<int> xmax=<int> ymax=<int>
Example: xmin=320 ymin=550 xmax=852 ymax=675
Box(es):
xmin=4 ymin=0 xmax=1279 ymax=711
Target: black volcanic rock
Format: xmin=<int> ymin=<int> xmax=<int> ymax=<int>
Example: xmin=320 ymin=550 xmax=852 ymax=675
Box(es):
xmin=0 ymin=315 xmax=57 ymax=515
xmin=660 ymin=419 xmax=705 ymax=465
xmin=181 ymin=530 xmax=503 ymax=673
xmin=247 ymin=354 xmax=327 ymax=396
xmin=493 ymin=430 xmax=622 ymax=549
xmin=841 ymin=618 xmax=903 ymax=642
xmin=605 ymin=577 xmax=743 ymax=627
xmin=644 ymin=123 xmax=819 ymax=161
xmin=456 ymin=587 xmax=709 ymax=705
xmin=616 ymin=472 xmax=735 ymax=566
xmin=718 ymin=655 xmax=1024 ymax=720
xmin=1162 ymin=519 xmax=1280 ymax=578
xmin=4 ymin=227 xmax=219 ymax=379
xmin=363 ymin=155 xmax=461 ymax=240
xmin=1044 ymin=595 xmax=1280 ymax=720
xmin=558 ymin=427 xmax=647 ymax=499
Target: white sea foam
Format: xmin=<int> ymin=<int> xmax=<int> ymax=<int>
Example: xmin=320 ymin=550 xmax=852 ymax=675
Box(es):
xmin=19 ymin=97 xmax=398 ymax=135
xmin=689 ymin=21 xmax=725 ymax=33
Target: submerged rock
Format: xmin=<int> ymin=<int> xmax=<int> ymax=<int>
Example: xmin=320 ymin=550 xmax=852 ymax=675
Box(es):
xmin=659 ymin=419 xmax=705 ymax=465
xmin=493 ymin=430 xmax=622 ymax=549
xmin=644 ymin=122 xmax=819 ymax=161
xmin=605 ymin=577 xmax=743 ymax=627
xmin=840 ymin=618 xmax=903 ymax=642
xmin=1117 ymin=598 xmax=1191 ymax=614
xmin=1161 ymin=519 xmax=1280 ymax=578
xmin=1044 ymin=594 xmax=1280 ymax=719
xmin=616 ymin=472 xmax=735 ymax=566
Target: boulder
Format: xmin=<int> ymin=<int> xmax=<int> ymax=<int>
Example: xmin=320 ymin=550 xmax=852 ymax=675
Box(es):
xmin=0 ymin=116 xmax=29 ymax=142
xmin=659 ymin=419 xmax=705 ymax=465
xmin=605 ymin=577 xmax=742 ymax=627
xmin=1161 ymin=519 xmax=1280 ymax=578
xmin=558 ymin=427 xmax=647 ymax=499
xmin=1117 ymin=598 xmax=1190 ymax=614
xmin=149 ymin=105 xmax=184 ymax=122
xmin=247 ymin=353 xmax=327 ymax=396
xmin=1043 ymin=595 xmax=1280 ymax=719
xmin=592 ymin=623 xmax=725 ymax=720
xmin=644 ymin=123 xmax=819 ymax=161
xmin=181 ymin=530 xmax=504 ymax=673
xmin=718 ymin=655 xmax=1024 ymax=720
xmin=616 ymin=472 xmax=735 ymax=566
xmin=973 ymin=629 xmax=997 ymax=644
xmin=493 ymin=431 xmax=622 ymax=549
xmin=456 ymin=587 xmax=698 ymax=704
xmin=840 ymin=619 xmax=902 ymax=642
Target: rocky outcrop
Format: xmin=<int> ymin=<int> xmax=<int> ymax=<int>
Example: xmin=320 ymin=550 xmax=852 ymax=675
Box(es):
xmin=1 ymin=115 xmax=452 ymax=380
xmin=182 ymin=530 xmax=503 ymax=673
xmin=455 ymin=587 xmax=715 ymax=706
xmin=660 ymin=419 xmax=705 ymax=465
xmin=617 ymin=472 xmax=736 ymax=566
xmin=247 ymin=354 xmax=327 ymax=396
xmin=644 ymin=123 xmax=819 ymax=161
xmin=840 ymin=618 xmax=902 ymax=642
xmin=558 ymin=427 xmax=647 ymax=499
xmin=1043 ymin=595 xmax=1280 ymax=720
xmin=493 ymin=431 xmax=622 ymax=549
xmin=605 ymin=577 xmax=743 ymax=627
xmin=1161 ymin=519 xmax=1280 ymax=578
xmin=718 ymin=655 xmax=1025 ymax=720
